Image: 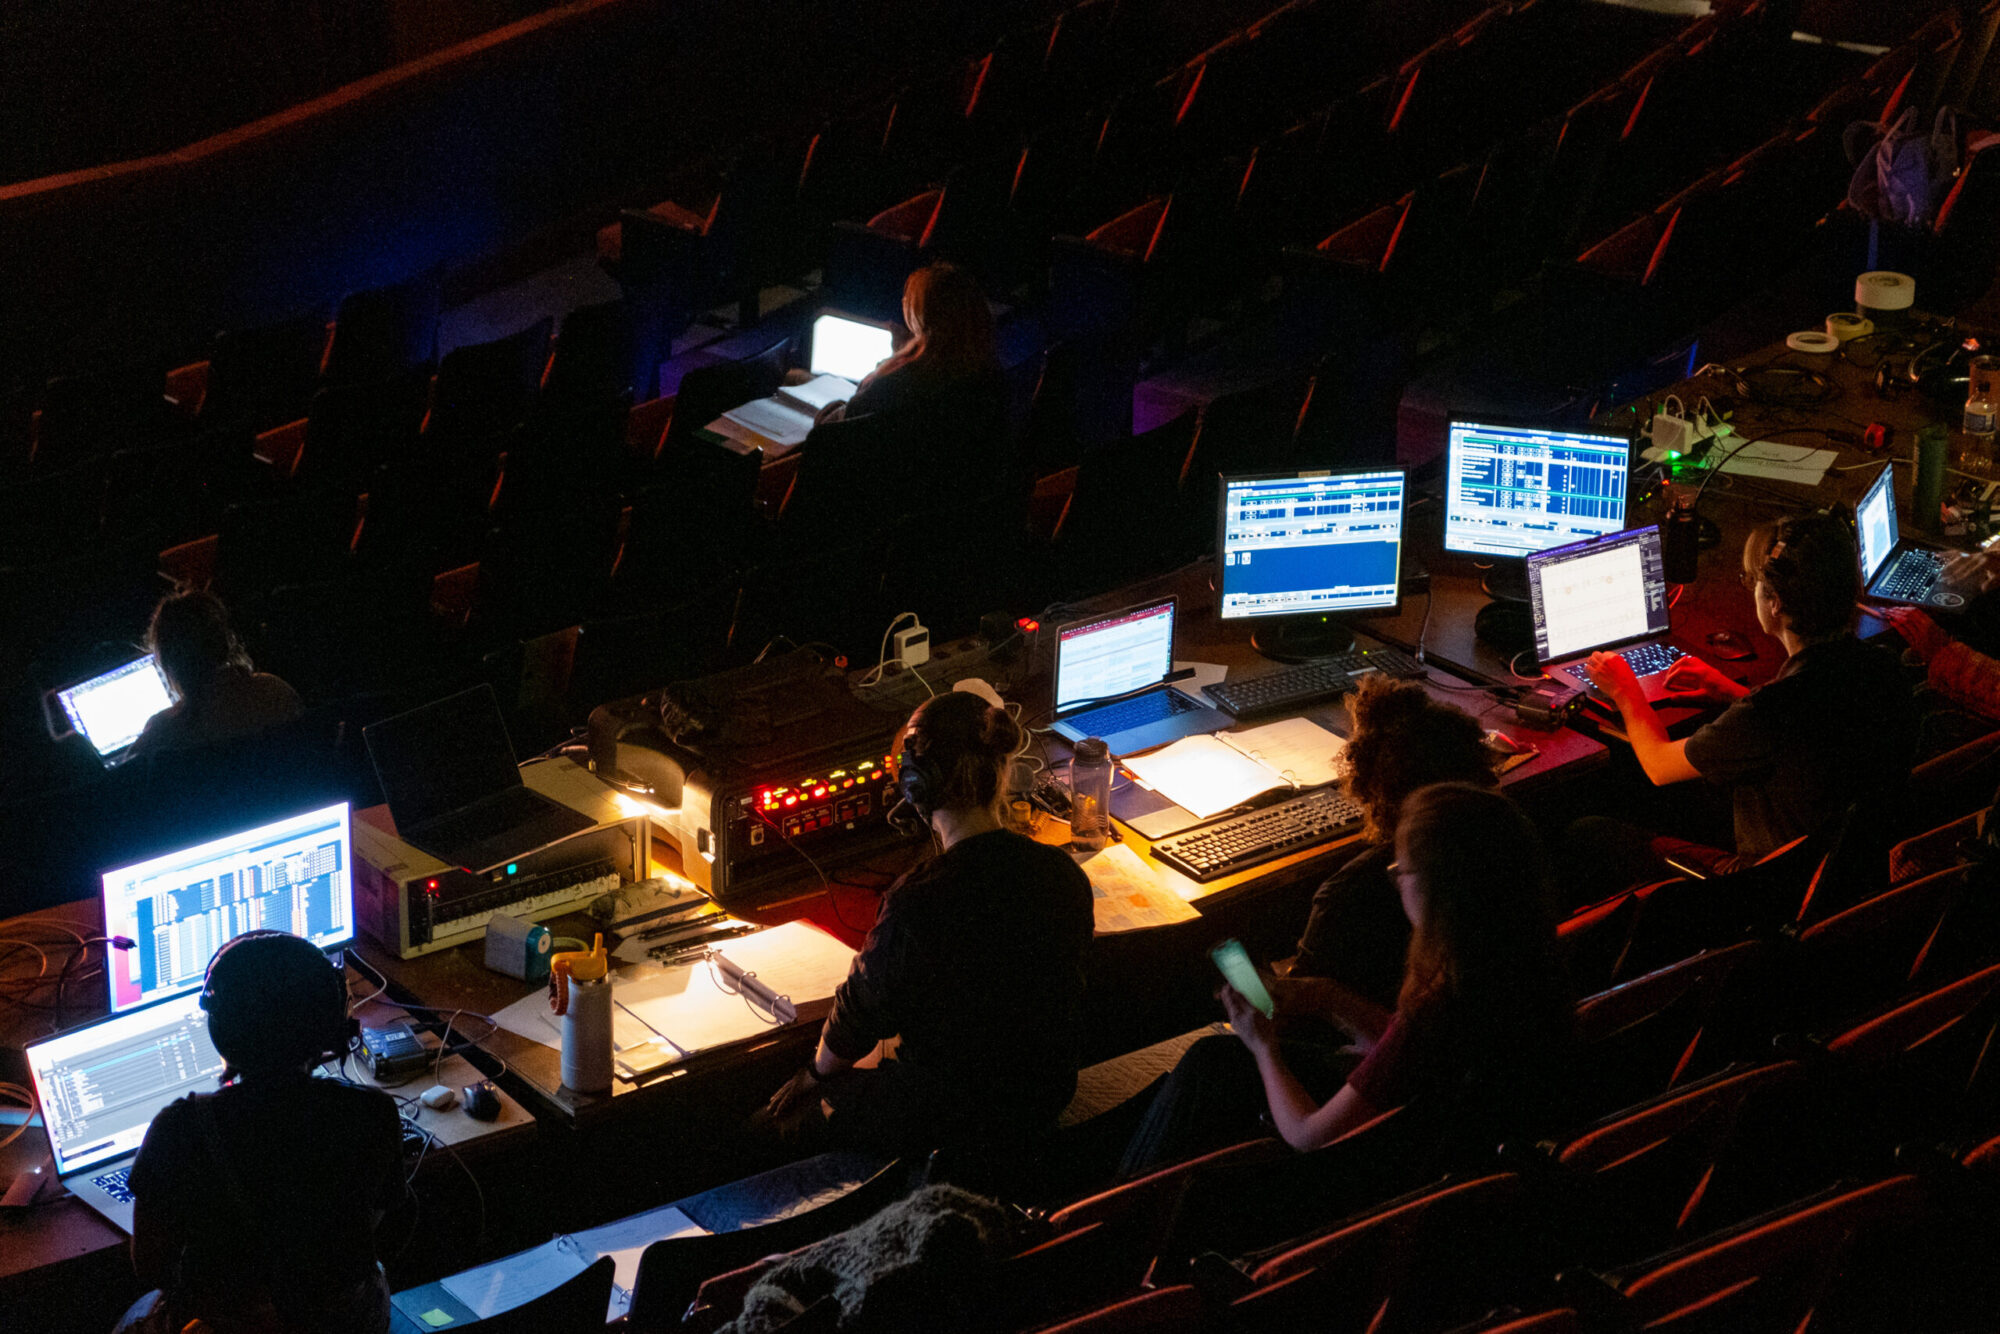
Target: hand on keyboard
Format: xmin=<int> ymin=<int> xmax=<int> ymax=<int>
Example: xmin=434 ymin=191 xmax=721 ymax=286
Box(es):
xmin=1582 ymin=650 xmax=1642 ymax=705
xmin=1660 ymin=656 xmax=1742 ymax=705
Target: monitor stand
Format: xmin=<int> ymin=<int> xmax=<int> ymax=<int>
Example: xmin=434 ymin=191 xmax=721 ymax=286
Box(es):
xmin=1472 ymin=560 xmax=1536 ymax=658
xmin=1251 ymin=614 xmax=1357 ymax=663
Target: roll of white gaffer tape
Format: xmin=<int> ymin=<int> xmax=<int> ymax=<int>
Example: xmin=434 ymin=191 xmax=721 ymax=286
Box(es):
xmin=1855 ymin=271 xmax=1915 ymax=313
xmin=1825 ymin=312 xmax=1874 ymax=342
xmin=1786 ymin=330 xmax=1839 ymax=354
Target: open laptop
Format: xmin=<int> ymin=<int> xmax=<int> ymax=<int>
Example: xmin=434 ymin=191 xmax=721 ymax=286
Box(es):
xmin=1527 ymin=525 xmax=1691 ymax=705
xmin=714 ymin=311 xmax=898 ymax=449
xmin=1049 ymin=598 xmax=1229 ymax=755
xmin=24 ymin=989 xmax=223 ymax=1232
xmin=48 ymin=655 xmax=174 ymax=766
xmin=1856 ymin=463 xmax=1961 ymax=608
xmin=807 ymin=310 xmax=897 ymax=384
xmin=363 ymin=684 xmax=595 ymax=871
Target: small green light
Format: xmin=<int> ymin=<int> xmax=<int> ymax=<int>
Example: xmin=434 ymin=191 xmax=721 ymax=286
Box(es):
xmin=506 ymin=863 xmax=518 ymax=876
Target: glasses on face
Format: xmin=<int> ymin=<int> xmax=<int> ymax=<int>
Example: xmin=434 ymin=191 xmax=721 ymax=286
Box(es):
xmin=1386 ymin=861 xmax=1418 ymax=888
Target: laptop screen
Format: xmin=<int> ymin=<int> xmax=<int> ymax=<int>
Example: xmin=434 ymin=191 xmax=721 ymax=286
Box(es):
xmin=27 ymin=990 xmax=223 ymax=1177
xmin=808 ymin=312 xmax=896 ymax=382
xmin=57 ymin=656 xmax=174 ymax=758
xmin=1527 ymin=526 xmax=1670 ymax=664
xmin=1444 ymin=420 xmax=1630 ymax=558
xmin=1856 ymin=465 xmax=1899 ymax=585
xmin=1055 ymin=600 xmax=1176 ymax=712
xmin=102 ymin=802 xmax=354 ymax=1013
xmin=363 ymin=685 xmax=524 ymax=832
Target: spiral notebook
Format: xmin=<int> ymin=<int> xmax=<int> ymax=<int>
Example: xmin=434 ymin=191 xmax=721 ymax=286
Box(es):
xmin=1120 ymin=717 xmax=1347 ymax=820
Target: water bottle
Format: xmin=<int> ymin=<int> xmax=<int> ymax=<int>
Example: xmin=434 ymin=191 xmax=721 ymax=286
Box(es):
xmin=550 ymin=934 xmax=613 ymax=1094
xmin=1068 ymin=738 xmax=1114 ymax=853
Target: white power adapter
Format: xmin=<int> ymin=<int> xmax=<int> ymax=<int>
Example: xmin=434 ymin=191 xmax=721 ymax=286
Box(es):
xmin=893 ymin=622 xmax=930 ymax=668
xmin=1649 ymin=412 xmax=1709 ymax=455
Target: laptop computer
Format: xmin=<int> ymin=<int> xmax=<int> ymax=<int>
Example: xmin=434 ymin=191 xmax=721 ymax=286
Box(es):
xmin=48 ymin=654 xmax=174 ymax=766
xmin=24 ymin=990 xmax=224 ymax=1233
xmin=1856 ymin=463 xmax=1961 ymax=608
xmin=1049 ymin=598 xmax=1230 ymax=755
xmin=807 ymin=310 xmax=897 ymax=383
xmin=363 ymin=684 xmax=595 ymax=871
xmin=1527 ymin=525 xmax=1691 ymax=705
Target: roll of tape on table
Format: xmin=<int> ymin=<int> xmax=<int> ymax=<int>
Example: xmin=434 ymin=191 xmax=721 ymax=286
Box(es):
xmin=1856 ymin=271 xmax=1915 ymax=327
xmin=1825 ymin=312 xmax=1874 ymax=342
xmin=1786 ymin=330 xmax=1839 ymax=354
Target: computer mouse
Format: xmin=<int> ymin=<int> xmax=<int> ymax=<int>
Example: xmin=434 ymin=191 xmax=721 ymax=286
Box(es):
xmin=1705 ymin=630 xmax=1756 ymax=660
xmin=461 ymin=1080 xmax=501 ymax=1122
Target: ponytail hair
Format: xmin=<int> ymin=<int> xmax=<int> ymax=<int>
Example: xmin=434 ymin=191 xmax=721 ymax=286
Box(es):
xmin=892 ymin=689 xmax=1022 ymax=814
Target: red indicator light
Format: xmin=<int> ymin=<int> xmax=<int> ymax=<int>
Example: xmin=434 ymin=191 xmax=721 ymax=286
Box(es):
xmin=814 ymin=787 xmax=827 ymax=797
xmin=426 ymin=879 xmax=438 ymax=891
xmin=784 ymin=796 xmax=797 ymax=806
xmin=1016 ymin=616 xmax=1040 ymax=632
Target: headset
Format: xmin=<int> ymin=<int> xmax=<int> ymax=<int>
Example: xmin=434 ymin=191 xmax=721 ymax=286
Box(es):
xmin=887 ymin=691 xmax=1027 ymax=837
xmin=201 ymin=930 xmax=358 ymax=1073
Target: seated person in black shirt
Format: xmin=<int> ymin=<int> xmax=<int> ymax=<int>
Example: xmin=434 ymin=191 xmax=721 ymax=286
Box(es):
xmin=1121 ymin=784 xmax=1571 ymax=1175
xmin=1290 ymin=675 xmax=1502 ymax=1013
xmin=115 ymin=932 xmax=404 ymax=1334
xmin=763 ymin=690 xmax=1094 ymax=1156
xmin=1574 ymin=512 xmax=1918 ymax=894
xmin=129 ymin=589 xmax=302 ymax=758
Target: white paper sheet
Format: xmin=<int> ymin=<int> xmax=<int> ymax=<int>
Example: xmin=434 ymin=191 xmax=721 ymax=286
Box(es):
xmin=569 ymin=1204 xmax=709 ymax=1298
xmin=714 ymin=920 xmax=857 ymax=1001
xmin=720 ymin=396 xmax=814 ymax=446
xmin=1082 ymin=843 xmax=1201 ymax=932
xmin=1220 ymin=717 xmax=1346 ymax=789
xmin=440 ymin=1240 xmax=589 ymax=1319
xmin=1121 ymin=733 xmax=1291 ymax=819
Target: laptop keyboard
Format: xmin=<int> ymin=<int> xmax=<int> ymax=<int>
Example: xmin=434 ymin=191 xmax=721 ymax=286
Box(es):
xmin=92 ymin=1166 xmax=134 ymax=1203
xmin=1620 ymin=642 xmax=1689 ymax=678
xmin=1877 ymin=550 xmax=1945 ymax=599
xmin=1070 ymin=689 xmax=1201 ymax=738
xmin=416 ymin=787 xmax=552 ymax=852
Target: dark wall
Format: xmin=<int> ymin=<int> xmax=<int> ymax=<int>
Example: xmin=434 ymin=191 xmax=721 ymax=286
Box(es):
xmin=0 ymin=0 xmax=1037 ymax=375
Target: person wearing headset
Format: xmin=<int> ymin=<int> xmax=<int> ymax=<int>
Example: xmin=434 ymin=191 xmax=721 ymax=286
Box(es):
xmin=114 ymin=932 xmax=405 ymax=1334
xmin=763 ymin=689 xmax=1093 ymax=1157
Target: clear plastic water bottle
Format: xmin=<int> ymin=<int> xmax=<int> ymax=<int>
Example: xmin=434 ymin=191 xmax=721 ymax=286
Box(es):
xmin=1068 ymin=738 xmax=1114 ymax=852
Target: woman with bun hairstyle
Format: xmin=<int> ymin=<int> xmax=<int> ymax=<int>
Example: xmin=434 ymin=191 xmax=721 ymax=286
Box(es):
xmin=764 ymin=689 xmax=1092 ymax=1155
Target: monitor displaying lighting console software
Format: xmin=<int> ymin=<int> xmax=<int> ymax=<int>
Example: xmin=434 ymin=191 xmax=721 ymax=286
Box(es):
xmin=1444 ymin=420 xmax=1631 ymax=558
xmin=102 ymin=802 xmax=354 ymax=1013
xmin=1218 ymin=468 xmax=1407 ymax=659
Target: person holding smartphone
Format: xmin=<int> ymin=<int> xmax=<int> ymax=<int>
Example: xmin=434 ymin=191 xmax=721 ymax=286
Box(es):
xmin=1121 ymin=783 xmax=1571 ymax=1174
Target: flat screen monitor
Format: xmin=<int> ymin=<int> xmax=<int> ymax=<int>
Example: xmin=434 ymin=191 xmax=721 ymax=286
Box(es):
xmin=54 ymin=655 xmax=174 ymax=761
xmin=102 ymin=801 xmax=354 ymax=1013
xmin=1444 ymin=420 xmax=1631 ymax=559
xmin=808 ymin=311 xmax=897 ymax=383
xmin=1218 ymin=468 xmax=1407 ymax=659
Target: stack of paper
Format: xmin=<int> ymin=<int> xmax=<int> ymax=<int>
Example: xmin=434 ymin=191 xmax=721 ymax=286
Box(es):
xmin=1122 ymin=718 xmax=1348 ymax=819
xmin=1082 ymin=843 xmax=1200 ymax=932
xmin=438 ymin=1204 xmax=708 ymax=1321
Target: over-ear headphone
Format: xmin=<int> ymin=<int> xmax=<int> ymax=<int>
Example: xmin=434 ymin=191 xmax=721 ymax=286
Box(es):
xmin=202 ymin=930 xmax=358 ymax=1072
xmin=889 ymin=732 xmax=940 ymax=836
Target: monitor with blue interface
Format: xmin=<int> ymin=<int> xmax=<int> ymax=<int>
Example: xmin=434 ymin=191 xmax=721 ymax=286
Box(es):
xmin=102 ymin=802 xmax=354 ymax=1013
xmin=1218 ymin=468 xmax=1407 ymax=659
xmin=1444 ymin=420 xmax=1630 ymax=558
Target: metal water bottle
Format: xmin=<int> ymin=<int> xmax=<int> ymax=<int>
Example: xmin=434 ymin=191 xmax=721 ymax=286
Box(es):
xmin=549 ymin=934 xmax=612 ymax=1094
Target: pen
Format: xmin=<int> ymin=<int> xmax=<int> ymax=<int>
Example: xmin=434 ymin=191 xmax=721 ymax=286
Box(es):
xmin=648 ymin=924 xmax=758 ymax=962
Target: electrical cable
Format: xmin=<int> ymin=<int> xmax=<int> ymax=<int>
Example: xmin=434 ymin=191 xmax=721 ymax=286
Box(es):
xmin=0 ymin=1080 xmax=35 ymax=1151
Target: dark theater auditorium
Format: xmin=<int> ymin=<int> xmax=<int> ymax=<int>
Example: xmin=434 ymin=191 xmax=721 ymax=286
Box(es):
xmin=8 ymin=0 xmax=2000 ymax=1330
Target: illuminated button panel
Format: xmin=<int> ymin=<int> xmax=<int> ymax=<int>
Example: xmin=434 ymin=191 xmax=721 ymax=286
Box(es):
xmin=746 ymin=754 xmax=896 ymax=841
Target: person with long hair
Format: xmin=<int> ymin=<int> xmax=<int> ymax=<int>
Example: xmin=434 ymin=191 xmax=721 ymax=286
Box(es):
xmin=115 ymin=933 xmax=403 ymax=1334
xmin=1574 ymin=511 xmax=1917 ymax=894
xmin=129 ymin=588 xmax=301 ymax=757
xmin=1289 ymin=675 xmax=1502 ymax=1012
xmin=1121 ymin=784 xmax=1571 ymax=1173
xmin=814 ymin=262 xmax=1003 ymax=429
xmin=763 ymin=688 xmax=1092 ymax=1158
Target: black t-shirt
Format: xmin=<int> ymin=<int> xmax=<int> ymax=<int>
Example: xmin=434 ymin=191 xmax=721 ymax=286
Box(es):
xmin=846 ymin=361 xmax=1011 ymax=494
xmin=128 ymin=1075 xmax=404 ymax=1319
xmin=1684 ymin=636 xmax=1917 ymax=857
xmin=1291 ymin=843 xmax=1408 ymax=1011
xmin=822 ymin=829 xmax=1094 ymax=1129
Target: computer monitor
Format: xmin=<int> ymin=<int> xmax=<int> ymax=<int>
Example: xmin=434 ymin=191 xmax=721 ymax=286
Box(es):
xmin=1217 ymin=467 xmax=1407 ymax=660
xmin=52 ymin=655 xmax=174 ymax=763
xmin=101 ymin=801 xmax=355 ymax=1013
xmin=807 ymin=310 xmax=897 ymax=383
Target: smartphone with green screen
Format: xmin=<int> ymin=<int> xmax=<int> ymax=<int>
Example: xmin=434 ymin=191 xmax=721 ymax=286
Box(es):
xmin=1209 ymin=938 xmax=1276 ymax=1018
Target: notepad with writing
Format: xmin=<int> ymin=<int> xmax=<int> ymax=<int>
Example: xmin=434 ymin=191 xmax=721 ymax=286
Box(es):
xmin=1121 ymin=717 xmax=1348 ymax=819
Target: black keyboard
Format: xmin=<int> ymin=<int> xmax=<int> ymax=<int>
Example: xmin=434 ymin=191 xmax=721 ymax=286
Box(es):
xmin=1877 ymin=549 xmax=1945 ymax=600
xmin=1322 ymin=646 xmax=1428 ymax=680
xmin=1205 ymin=663 xmax=1355 ymax=718
xmin=1620 ymin=642 xmax=1688 ymax=677
xmin=1151 ymin=786 xmax=1366 ymax=882
xmin=92 ymin=1166 xmax=134 ymax=1203
xmin=1070 ymin=688 xmax=1201 ymax=737
xmin=414 ymin=788 xmax=555 ymax=851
